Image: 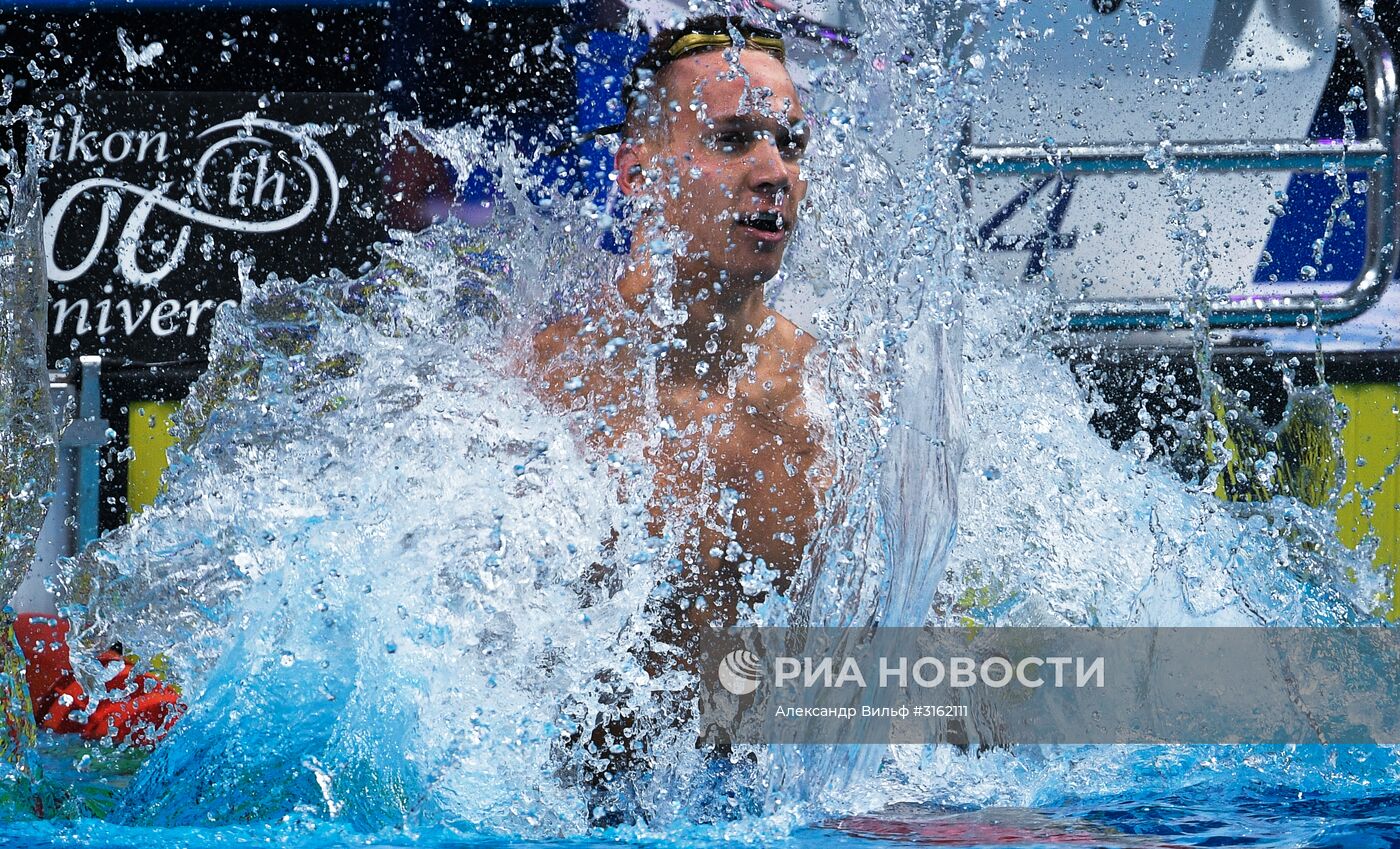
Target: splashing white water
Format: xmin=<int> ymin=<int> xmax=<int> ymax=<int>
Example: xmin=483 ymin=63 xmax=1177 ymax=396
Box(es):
xmin=116 ymin=29 xmax=165 ymax=72
xmin=34 ymin=0 xmax=1390 ymax=837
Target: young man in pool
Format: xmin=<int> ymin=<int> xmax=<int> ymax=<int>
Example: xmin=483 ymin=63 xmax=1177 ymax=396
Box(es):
xmin=534 ymin=17 xmax=821 ymax=652
xmin=531 ymin=17 xmax=824 ymax=808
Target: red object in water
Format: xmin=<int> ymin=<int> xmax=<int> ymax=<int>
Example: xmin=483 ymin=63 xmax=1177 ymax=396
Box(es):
xmin=12 ymin=613 xmax=184 ymax=746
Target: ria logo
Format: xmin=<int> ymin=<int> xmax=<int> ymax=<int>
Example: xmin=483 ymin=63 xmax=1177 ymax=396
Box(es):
xmin=717 ymin=648 xmax=763 ymax=696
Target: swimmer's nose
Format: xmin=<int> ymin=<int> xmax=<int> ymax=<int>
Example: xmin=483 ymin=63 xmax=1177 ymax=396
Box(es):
xmin=747 ymin=138 xmax=790 ymax=194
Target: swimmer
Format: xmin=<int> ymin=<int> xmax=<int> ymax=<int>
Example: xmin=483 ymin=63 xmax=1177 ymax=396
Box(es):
xmin=533 ymin=15 xmax=823 ymax=659
xmin=531 ymin=16 xmax=825 ymax=818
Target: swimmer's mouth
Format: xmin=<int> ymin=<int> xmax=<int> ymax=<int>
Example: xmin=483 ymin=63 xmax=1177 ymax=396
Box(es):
xmin=736 ymin=211 xmax=789 ymax=236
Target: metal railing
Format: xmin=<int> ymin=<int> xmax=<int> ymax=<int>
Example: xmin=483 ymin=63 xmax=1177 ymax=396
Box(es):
xmin=963 ymin=13 xmax=1398 ymax=332
xmin=64 ymin=357 xmax=108 ymax=549
xmin=42 ymin=358 xmax=108 ymax=558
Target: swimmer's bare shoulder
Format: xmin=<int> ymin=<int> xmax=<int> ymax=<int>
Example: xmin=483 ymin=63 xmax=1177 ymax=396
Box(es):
xmin=529 ymin=311 xmax=639 ymax=435
xmin=740 ymin=307 xmax=819 ymax=415
xmin=767 ymin=308 xmax=817 ymax=372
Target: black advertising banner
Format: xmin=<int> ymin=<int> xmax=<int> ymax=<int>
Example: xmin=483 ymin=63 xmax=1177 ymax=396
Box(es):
xmin=39 ymin=91 xmax=382 ymax=374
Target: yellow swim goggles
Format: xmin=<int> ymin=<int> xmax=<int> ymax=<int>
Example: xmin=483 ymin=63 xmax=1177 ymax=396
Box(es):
xmin=666 ymin=29 xmax=787 ymax=62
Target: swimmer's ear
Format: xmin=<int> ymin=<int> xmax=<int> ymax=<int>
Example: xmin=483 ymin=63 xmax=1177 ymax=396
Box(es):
xmin=615 ymin=141 xmax=646 ymax=197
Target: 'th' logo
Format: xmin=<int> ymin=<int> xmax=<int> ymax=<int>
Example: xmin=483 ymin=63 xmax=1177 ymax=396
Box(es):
xmin=43 ymin=117 xmax=340 ymax=289
xmin=718 ymin=649 xmax=762 ymax=696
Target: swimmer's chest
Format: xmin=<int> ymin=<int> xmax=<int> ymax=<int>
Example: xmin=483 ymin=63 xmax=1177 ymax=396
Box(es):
xmin=550 ymin=340 xmax=827 ymax=567
xmin=656 ymin=377 xmax=825 ymax=551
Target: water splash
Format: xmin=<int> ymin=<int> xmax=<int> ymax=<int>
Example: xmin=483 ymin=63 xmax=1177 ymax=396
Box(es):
xmin=13 ymin=0 xmax=1393 ymax=838
xmin=1 ymin=146 xmax=58 ymax=608
xmin=53 ymin=249 xmax=668 ymax=832
xmin=32 ymin=0 xmax=971 ymax=831
xmin=115 ymin=29 xmax=165 ymax=73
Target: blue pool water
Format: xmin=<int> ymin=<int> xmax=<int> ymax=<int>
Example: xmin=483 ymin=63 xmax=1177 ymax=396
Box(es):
xmin=4 ymin=768 xmax=1400 ymax=848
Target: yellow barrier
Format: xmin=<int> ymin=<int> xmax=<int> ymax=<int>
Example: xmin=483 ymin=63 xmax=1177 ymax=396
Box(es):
xmin=127 ymin=401 xmax=179 ymax=515
xmin=1204 ymin=377 xmax=1399 ymax=618
xmin=1333 ymin=383 xmax=1400 ymax=619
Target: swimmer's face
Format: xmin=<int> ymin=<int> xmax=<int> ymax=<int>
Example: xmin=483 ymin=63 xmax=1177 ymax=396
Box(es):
xmin=618 ymin=48 xmax=809 ymax=287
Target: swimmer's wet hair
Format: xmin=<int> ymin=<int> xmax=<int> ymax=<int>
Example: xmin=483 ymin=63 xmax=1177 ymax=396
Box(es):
xmin=555 ymin=15 xmax=787 ymax=153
